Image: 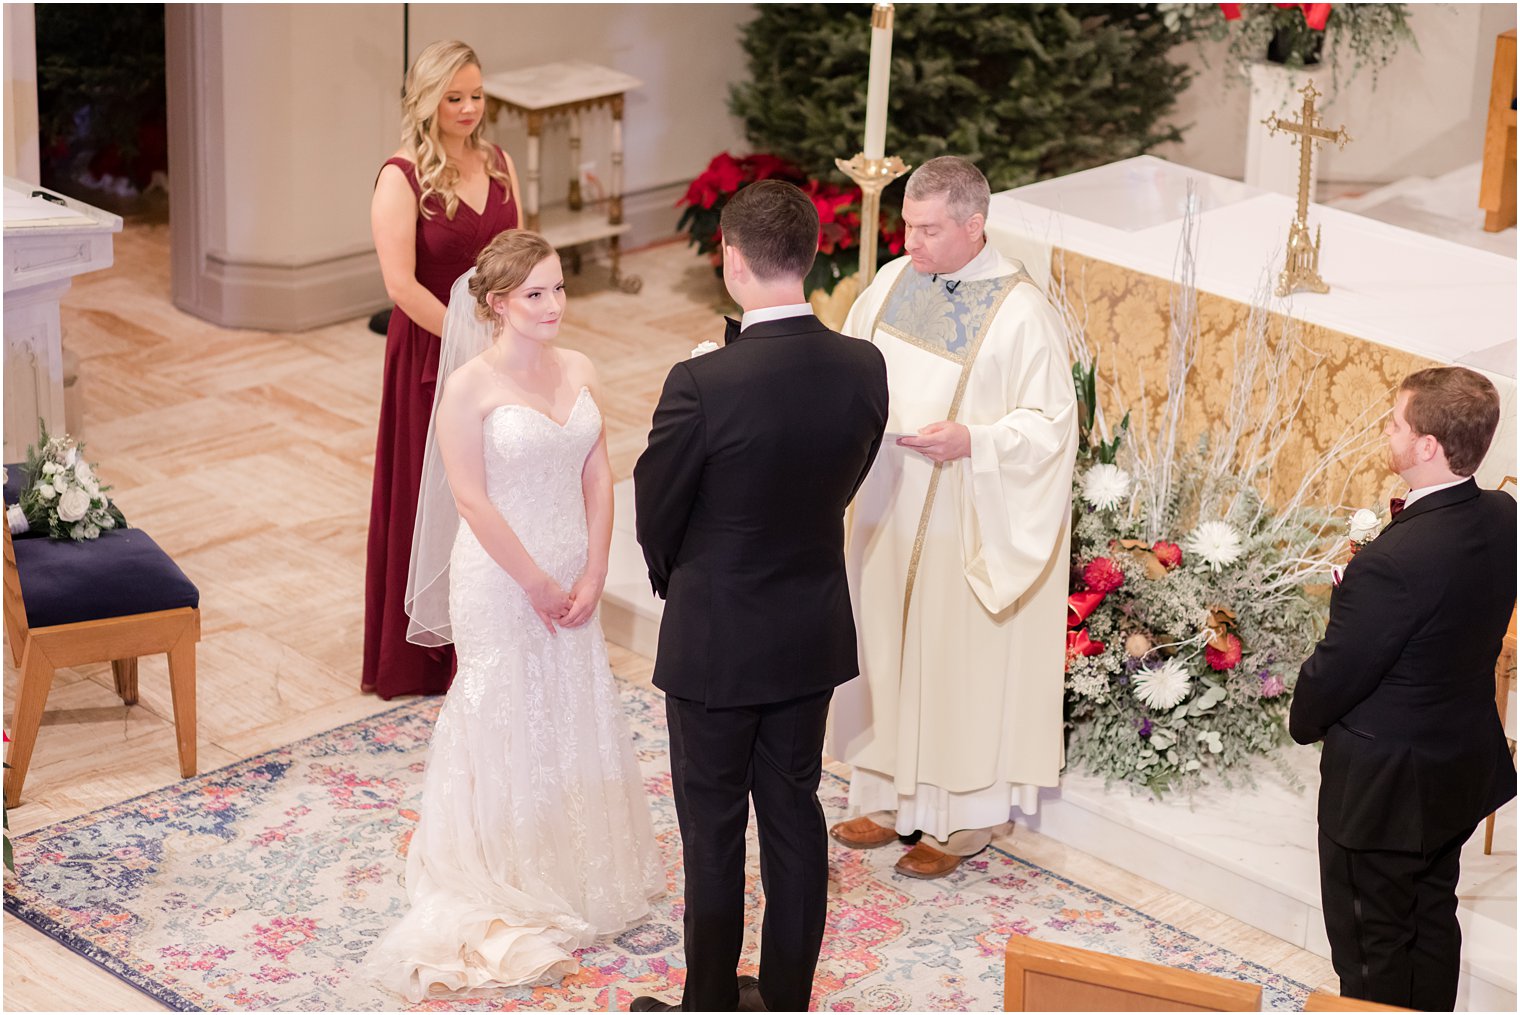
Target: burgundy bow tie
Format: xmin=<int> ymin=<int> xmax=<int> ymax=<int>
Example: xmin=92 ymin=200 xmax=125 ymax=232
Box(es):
xmin=1389 ymin=496 xmax=1407 ymax=519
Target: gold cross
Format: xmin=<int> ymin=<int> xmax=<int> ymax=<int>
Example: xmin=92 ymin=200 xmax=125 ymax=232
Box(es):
xmin=1262 ymin=81 xmax=1353 ymax=296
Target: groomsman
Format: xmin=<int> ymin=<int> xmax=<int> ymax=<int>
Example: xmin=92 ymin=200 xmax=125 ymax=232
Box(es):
xmin=631 ymin=180 xmax=889 ymax=1012
xmin=1291 ymin=366 xmax=1516 ymax=1011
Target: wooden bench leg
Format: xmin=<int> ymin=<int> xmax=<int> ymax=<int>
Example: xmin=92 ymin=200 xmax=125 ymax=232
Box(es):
xmin=5 ymin=642 xmax=56 ymax=809
xmin=166 ymin=639 xmax=197 ymax=779
xmin=1483 ymin=135 xmax=1516 ymax=233
xmin=112 ymin=658 xmax=139 ymax=706
xmin=1485 ymin=810 xmax=1496 ymax=854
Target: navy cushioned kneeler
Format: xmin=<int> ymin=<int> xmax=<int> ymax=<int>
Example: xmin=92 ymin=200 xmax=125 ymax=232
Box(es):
xmin=13 ymin=528 xmax=199 ymax=628
xmin=3 ymin=462 xmax=22 ymax=506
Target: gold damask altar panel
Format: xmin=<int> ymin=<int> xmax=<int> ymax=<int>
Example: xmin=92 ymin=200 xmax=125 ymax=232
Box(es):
xmin=1053 ymin=250 xmax=1435 ymax=513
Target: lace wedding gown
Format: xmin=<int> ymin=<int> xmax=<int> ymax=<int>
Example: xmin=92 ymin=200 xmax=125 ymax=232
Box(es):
xmin=371 ymin=387 xmax=664 ymax=1001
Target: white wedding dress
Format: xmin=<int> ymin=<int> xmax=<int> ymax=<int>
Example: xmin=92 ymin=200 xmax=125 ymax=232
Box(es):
xmin=371 ymin=387 xmax=663 ymax=1001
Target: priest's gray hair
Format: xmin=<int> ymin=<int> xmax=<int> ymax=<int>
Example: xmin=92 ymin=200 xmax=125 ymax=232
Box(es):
xmin=905 ymin=156 xmax=990 ymax=224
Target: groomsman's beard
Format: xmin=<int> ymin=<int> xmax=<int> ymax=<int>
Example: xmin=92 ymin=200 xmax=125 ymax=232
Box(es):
xmin=1386 ymin=442 xmax=1417 ymax=479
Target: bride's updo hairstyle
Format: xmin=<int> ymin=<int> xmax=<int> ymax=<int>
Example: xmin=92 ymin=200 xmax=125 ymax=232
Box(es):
xmin=469 ymin=229 xmax=558 ymax=326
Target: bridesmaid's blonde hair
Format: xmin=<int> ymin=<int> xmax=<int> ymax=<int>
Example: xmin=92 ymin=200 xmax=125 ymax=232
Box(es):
xmin=400 ymin=40 xmax=511 ymax=220
xmin=470 ymin=230 xmax=558 ymax=326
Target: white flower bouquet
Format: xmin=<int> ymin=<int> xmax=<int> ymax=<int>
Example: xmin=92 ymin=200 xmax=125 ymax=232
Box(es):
xmin=17 ymin=423 xmax=127 ymax=540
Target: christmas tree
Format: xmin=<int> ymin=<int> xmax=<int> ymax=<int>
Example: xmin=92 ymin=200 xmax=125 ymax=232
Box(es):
xmin=731 ymin=4 xmax=1192 ymax=195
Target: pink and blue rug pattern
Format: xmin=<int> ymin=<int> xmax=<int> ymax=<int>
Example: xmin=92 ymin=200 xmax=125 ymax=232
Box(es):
xmin=5 ymin=683 xmax=1311 ymax=1011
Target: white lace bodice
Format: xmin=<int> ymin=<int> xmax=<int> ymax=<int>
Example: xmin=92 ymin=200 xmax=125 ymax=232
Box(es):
xmin=471 ymin=385 xmax=597 ymax=588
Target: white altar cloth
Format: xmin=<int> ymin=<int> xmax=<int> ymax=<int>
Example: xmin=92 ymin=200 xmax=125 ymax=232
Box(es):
xmin=987 ymin=155 xmax=1516 ymax=375
xmin=986 ymin=156 xmax=1517 ymax=490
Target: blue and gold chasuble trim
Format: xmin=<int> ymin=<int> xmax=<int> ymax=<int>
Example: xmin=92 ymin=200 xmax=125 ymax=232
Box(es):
xmin=876 ymin=267 xmax=1034 ymax=364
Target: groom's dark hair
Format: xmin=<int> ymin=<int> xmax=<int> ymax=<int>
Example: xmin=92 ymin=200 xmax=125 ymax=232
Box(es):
xmin=720 ymin=180 xmax=819 ymax=282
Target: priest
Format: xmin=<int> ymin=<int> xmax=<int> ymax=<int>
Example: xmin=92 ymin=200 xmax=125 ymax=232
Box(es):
xmin=829 ymin=156 xmax=1078 ymax=878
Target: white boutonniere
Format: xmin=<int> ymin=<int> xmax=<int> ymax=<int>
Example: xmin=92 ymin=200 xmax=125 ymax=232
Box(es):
xmin=1348 ymin=507 xmax=1380 ymax=548
xmin=689 ymin=341 xmax=720 ymax=359
xmin=1334 ymin=507 xmax=1384 ymax=586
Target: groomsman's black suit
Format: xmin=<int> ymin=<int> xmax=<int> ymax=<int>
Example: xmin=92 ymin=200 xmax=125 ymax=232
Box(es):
xmin=634 ymin=312 xmax=888 ymax=1012
xmin=1291 ymin=478 xmax=1517 ymax=1011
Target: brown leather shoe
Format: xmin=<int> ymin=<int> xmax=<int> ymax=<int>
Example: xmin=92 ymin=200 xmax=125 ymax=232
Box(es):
xmin=894 ymin=841 xmax=964 ymax=879
xmin=829 ymin=815 xmax=899 ymax=849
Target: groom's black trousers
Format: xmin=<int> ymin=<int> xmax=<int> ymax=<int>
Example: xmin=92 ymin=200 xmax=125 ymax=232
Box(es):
xmin=665 ymin=689 xmax=833 ymax=1013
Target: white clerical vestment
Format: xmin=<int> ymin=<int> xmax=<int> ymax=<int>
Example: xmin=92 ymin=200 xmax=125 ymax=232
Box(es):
xmin=831 ymin=243 xmax=1078 ymax=840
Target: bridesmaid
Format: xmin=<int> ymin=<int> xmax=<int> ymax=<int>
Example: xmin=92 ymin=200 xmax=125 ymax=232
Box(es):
xmin=364 ymin=40 xmax=521 ymax=698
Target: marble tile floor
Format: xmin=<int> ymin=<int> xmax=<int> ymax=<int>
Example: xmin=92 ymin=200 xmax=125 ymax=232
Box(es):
xmin=2 ymin=222 xmax=1343 ymax=1010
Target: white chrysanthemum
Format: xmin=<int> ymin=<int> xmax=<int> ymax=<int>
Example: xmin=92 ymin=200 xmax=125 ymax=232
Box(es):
xmin=1184 ymin=520 xmax=1244 ymax=572
xmin=1080 ymin=463 xmax=1132 ymax=511
xmin=1133 ymin=657 xmax=1192 ymax=710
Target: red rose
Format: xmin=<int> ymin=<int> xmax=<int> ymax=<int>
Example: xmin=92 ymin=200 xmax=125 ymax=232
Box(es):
xmin=1083 ymin=557 xmax=1125 ymax=594
xmin=1151 ymin=540 xmax=1182 ymax=570
xmin=1205 ymin=633 xmax=1243 ymax=671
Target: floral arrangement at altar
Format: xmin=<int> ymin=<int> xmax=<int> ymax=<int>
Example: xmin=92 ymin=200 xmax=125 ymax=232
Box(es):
xmin=676 ymin=151 xmax=903 ymax=296
xmin=1058 ymin=199 xmax=1385 ymax=796
xmin=15 ymin=423 xmax=126 ymax=540
xmin=1159 ymin=2 xmax=1414 ymax=85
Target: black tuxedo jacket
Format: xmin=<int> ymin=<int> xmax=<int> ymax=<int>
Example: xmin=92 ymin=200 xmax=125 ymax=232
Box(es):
xmin=633 ymin=314 xmax=888 ymax=708
xmin=1290 ymin=479 xmax=1517 ymax=852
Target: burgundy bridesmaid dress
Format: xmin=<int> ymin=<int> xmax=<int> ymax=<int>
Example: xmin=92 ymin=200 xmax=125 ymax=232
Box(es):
xmin=363 ymin=148 xmax=518 ymax=698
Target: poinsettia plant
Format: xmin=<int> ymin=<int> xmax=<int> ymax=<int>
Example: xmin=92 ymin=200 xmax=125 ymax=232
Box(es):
xmin=1158 ymin=2 xmax=1413 ymax=86
xmin=676 ymin=151 xmax=904 ymax=296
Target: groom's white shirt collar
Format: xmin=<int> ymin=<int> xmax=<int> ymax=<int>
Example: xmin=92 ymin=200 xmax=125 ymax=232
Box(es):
xmin=740 ymin=302 xmax=813 ymax=332
xmin=1403 ymin=476 xmax=1468 ymax=508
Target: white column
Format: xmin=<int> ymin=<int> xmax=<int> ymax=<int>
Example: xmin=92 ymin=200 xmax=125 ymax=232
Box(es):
xmin=3 ymin=3 xmax=41 ymax=183
xmin=4 ymin=279 xmax=70 ymax=460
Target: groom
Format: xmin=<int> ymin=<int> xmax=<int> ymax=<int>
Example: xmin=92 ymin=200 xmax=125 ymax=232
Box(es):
xmin=631 ymin=180 xmax=889 ymax=1012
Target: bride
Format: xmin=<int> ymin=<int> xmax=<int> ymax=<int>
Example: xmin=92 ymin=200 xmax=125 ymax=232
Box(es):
xmin=369 ymin=229 xmax=663 ymax=1000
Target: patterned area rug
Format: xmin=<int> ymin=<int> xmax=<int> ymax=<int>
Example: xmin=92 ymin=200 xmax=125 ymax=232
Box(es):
xmin=5 ymin=681 xmax=1310 ymax=1011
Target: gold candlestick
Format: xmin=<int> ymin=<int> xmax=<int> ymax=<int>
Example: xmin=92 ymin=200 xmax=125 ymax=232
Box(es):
xmin=835 ymin=153 xmax=910 ymax=285
xmin=1262 ymin=80 xmax=1352 ymax=296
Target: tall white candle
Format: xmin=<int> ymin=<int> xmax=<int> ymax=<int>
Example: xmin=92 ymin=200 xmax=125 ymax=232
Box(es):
xmin=863 ymin=3 xmax=893 ymax=160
